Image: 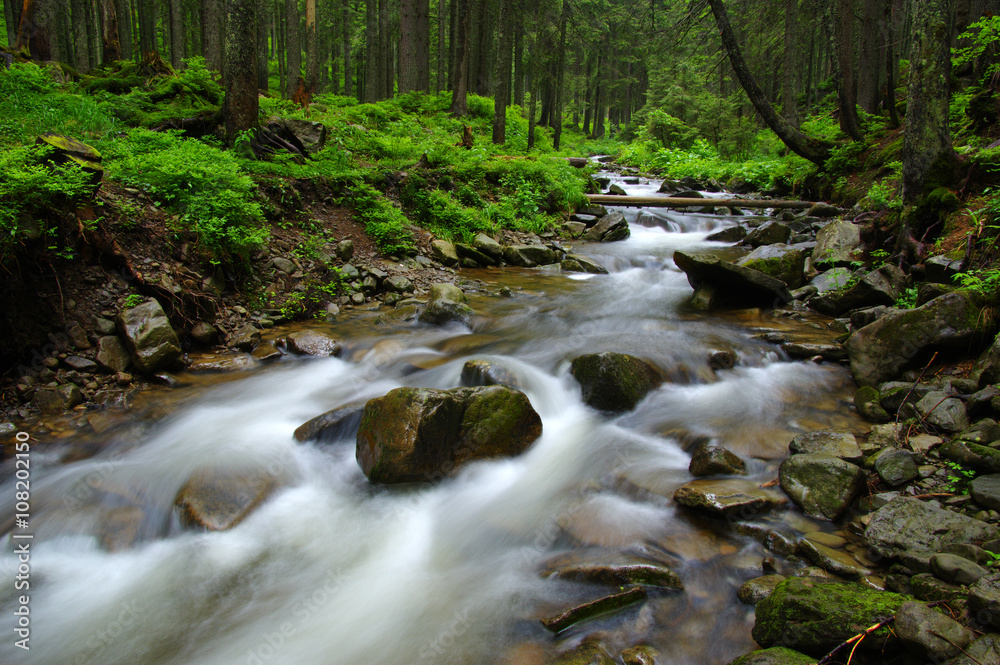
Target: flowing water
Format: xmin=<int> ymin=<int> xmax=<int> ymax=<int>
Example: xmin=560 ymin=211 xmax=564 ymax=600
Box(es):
xmin=0 ymin=172 xmax=864 ymax=665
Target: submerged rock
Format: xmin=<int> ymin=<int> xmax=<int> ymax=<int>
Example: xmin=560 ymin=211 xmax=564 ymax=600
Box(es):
xmin=117 ymin=299 xmax=182 ymax=373
xmin=673 ymin=479 xmax=783 ymax=518
xmin=356 ymin=385 xmax=542 ymax=483
xmin=540 ymin=586 xmax=647 ymax=633
xmin=418 ymin=298 xmax=475 ymax=326
xmin=294 ymin=401 xmax=366 ymax=443
xmin=561 ymin=254 xmax=609 ymax=274
xmin=503 ymin=244 xmax=557 ymax=267
xmin=583 ymin=212 xmax=630 ymax=242
xmin=550 ymin=562 xmax=682 ymax=590
xmin=175 ymin=468 xmax=277 ymax=531
xmin=570 ymin=352 xmax=663 ymax=412
xmin=787 ymin=430 xmax=863 ymax=462
xmin=689 ymin=445 xmax=747 ymax=476
xmin=460 ymin=359 xmax=521 ymax=389
xmin=738 ymin=575 xmax=786 ymax=605
xmin=285 ymin=330 xmax=341 ymax=356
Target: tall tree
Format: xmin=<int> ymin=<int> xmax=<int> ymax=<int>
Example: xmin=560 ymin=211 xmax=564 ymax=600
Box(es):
xmin=137 ymin=0 xmax=156 ymax=55
xmin=436 ymin=0 xmax=446 ymax=92
xmin=306 ymin=0 xmax=318 ymax=91
xmin=224 ymin=0 xmax=259 ymax=144
xmin=257 ymin=0 xmax=269 ymax=90
xmin=781 ymin=0 xmax=798 ymax=123
xmin=552 ymin=0 xmax=568 ymax=150
xmin=834 ymin=0 xmax=863 ymax=140
xmin=4 ymin=0 xmax=20 ymax=47
xmin=71 ymin=0 xmax=89 ymax=70
xmin=203 ymin=0 xmax=223 ymax=70
xmin=286 ymin=0 xmax=301 ymax=98
xmin=100 ymin=0 xmax=120 ymax=61
xmin=399 ymin=0 xmax=430 ymax=92
xmin=115 ymin=0 xmax=132 ymax=61
xmin=707 ymin=0 xmax=833 ymax=166
xmin=343 ymin=0 xmax=352 ymax=97
xmin=364 ymin=0 xmax=378 ymax=100
xmin=491 ymin=0 xmax=513 ymax=144
xmin=169 ymin=0 xmax=184 ymax=68
xmin=16 ymin=0 xmax=55 ymax=60
xmin=449 ymin=0 xmax=470 ymax=115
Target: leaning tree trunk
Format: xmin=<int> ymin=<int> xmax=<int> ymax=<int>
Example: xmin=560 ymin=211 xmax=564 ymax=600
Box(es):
xmin=902 ymin=0 xmax=955 ymax=208
xmin=224 ymin=0 xmax=259 ymax=145
xmin=708 ymin=0 xmax=833 ymax=166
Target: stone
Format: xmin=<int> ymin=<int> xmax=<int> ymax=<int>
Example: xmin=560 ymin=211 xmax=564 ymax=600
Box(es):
xmin=728 ymin=648 xmax=814 ymax=665
xmin=385 ymin=275 xmax=415 ymax=293
xmin=419 ymin=298 xmax=475 ymax=326
xmin=738 ymin=575 xmax=787 ymax=605
xmin=583 ymin=212 xmax=630 ymax=242
xmin=272 ymin=257 xmax=296 ymax=274
xmin=895 ymin=600 xmax=975 ymax=661
xmin=706 ymin=225 xmax=747 ymax=242
xmin=971 ymin=474 xmax=1000 ymax=512
xmin=864 ymin=497 xmax=1000 ymax=560
xmin=973 ymin=333 xmax=1000 ymax=388
xmin=752 ymin=577 xmax=908 ymax=657
xmin=930 ymin=553 xmax=990 ymax=586
xmin=561 ymin=254 xmax=609 ymax=274
xmin=673 ymin=251 xmax=792 ymax=309
xmin=620 ymin=646 xmax=657 ymax=665
xmin=866 ymin=423 xmax=905 ymax=451
xmin=924 ymin=254 xmax=963 ymax=284
xmin=472 ymin=233 xmax=503 ymax=261
xmin=736 ymin=245 xmax=806 ymax=288
xmin=456 ymin=242 xmax=496 ymax=266
xmin=563 ymin=221 xmax=587 ymax=237
xmin=552 ymin=642 xmax=614 ymax=665
xmin=503 ymin=244 xmax=557 ymax=266
xmin=809 ymin=265 xmax=906 ymax=316
xmin=909 ymin=573 xmax=967 ymax=602
xmin=689 ymin=445 xmax=747 ymax=476
xmin=36 ymin=133 xmax=103 ymax=185
xmin=266 ymin=117 xmax=327 ymax=153
xmin=854 ymin=386 xmax=891 ymax=423
xmin=607 ymin=183 xmax=627 ymax=195
xmin=190 ymin=322 xmax=218 ymax=345
xmin=743 ymin=222 xmax=791 ymax=248
xmin=460 ymin=360 xmax=521 ymax=389
xmin=779 ymin=454 xmax=866 ymax=520
xmin=64 ymin=355 xmax=97 ymax=371
xmin=550 ymin=562 xmax=682 ymax=590
xmin=797 ymin=538 xmax=871 ymax=579
xmin=673 ymin=479 xmax=784 ymax=518
xmin=916 ymin=391 xmax=969 ymax=432
xmin=808 ymin=268 xmax=854 ymax=294
xmin=846 ymin=292 xmax=995 ymax=387
xmin=430 ymin=239 xmax=459 ymax=267
xmin=175 ymin=469 xmax=277 ymax=531
xmin=186 ymin=353 xmax=256 ymax=373
xmin=340 ymin=264 xmax=360 ymax=280
xmin=286 ymin=330 xmax=341 ymax=356
xmin=429 ymin=282 xmax=466 ymax=302
xmin=812 ymin=218 xmax=862 ymax=268
xmin=570 ymin=352 xmax=663 ymax=413
xmin=229 ymin=324 xmax=261 ymax=352
xmin=950 ymin=635 xmax=1000 ymax=665
xmin=374 ymin=304 xmax=420 ymax=327
xmin=709 ymin=349 xmax=738 ymax=370
xmin=940 ymin=440 xmax=1000 ymax=474
xmin=117 ymin=299 xmax=182 ymax=373
xmin=873 ymin=448 xmax=919 ymax=486
xmin=66 ymin=322 xmax=90 ymax=350
xmin=251 ymin=342 xmax=282 ymax=362
xmin=788 ymin=430 xmax=863 ymax=462
xmin=807 ymin=202 xmax=840 ymax=218
xmin=94 ymin=317 xmax=116 ymax=335
xmin=335 ymin=239 xmax=354 ymax=262
xmin=781 ymin=342 xmax=847 ymax=362
xmin=970 ymin=574 xmax=1000 ymax=629
xmin=294 ymin=402 xmax=366 ymax=443
xmin=356 ymin=386 xmax=542 ymax=483
xmin=540 ymin=586 xmax=647 ymax=633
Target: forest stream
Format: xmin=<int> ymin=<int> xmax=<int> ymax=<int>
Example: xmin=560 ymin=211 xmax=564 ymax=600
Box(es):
xmin=0 ymin=170 xmax=866 ymax=665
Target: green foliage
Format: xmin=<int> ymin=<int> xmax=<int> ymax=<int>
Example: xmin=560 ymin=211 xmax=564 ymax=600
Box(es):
xmin=943 ymin=460 xmax=977 ymax=495
xmin=100 ymin=128 xmax=267 ymax=259
xmin=894 ymin=286 xmax=919 ymax=309
xmin=859 ymin=181 xmax=903 ymax=212
xmin=954 ymin=16 xmax=1000 ymax=81
xmin=123 ymin=294 xmax=145 ymax=309
xmin=348 ymin=183 xmax=415 ymax=254
xmin=952 ymin=267 xmax=1000 ymax=298
xmin=643 ymin=109 xmax=698 ymax=150
xmin=0 ymin=145 xmax=94 ymax=265
xmin=824 ymin=141 xmax=865 ymax=175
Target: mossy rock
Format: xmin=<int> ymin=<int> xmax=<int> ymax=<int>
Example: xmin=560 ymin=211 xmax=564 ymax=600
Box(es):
xmin=728 ymin=647 xmax=815 ymax=665
xmin=737 ymin=245 xmax=806 ymax=289
xmin=571 ymin=352 xmax=663 ymax=412
xmin=854 ymin=385 xmax=891 ymax=423
xmin=752 ymin=577 xmax=910 ymax=657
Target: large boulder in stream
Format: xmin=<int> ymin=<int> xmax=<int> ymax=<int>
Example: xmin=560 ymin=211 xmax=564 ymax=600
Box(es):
xmin=752 ymin=577 xmax=909 ymax=657
xmin=736 ymin=245 xmax=806 ymax=289
xmin=116 ymin=299 xmax=182 ymax=373
xmin=778 ymin=454 xmax=866 ymax=520
xmin=673 ymin=251 xmax=792 ymax=310
xmin=175 ymin=468 xmax=278 ymax=531
xmin=583 ymin=212 xmax=630 ymax=242
xmin=809 ymin=265 xmax=906 ymax=316
xmin=570 ymin=352 xmax=663 ymax=412
xmin=845 ymin=291 xmax=996 ymax=387
xmin=356 ymin=385 xmax=542 ymax=483
xmin=728 ymin=648 xmax=815 ymax=665
xmin=812 ymin=218 xmax=862 ymax=268
xmin=503 ymin=244 xmax=557 ymax=267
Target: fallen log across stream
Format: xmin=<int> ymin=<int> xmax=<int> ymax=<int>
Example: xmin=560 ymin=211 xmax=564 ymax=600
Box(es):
xmin=585 ymin=194 xmax=817 ymax=209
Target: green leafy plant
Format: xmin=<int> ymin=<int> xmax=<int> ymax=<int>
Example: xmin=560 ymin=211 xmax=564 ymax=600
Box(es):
xmin=895 ymin=286 xmax=919 ymax=309
xmin=943 ymin=460 xmax=976 ymax=495
xmin=123 ymin=294 xmax=145 ymax=309
xmin=952 ymin=267 xmax=1000 ymax=298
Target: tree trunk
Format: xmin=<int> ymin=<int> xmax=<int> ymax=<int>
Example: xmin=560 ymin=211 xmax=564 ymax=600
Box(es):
xmin=257 ymin=0 xmax=268 ymax=90
xmin=707 ymin=0 xmax=833 ymax=165
xmin=885 ymin=0 xmax=902 ymax=127
xmin=305 ymin=0 xmax=317 ymax=91
xmin=276 ymin=0 xmax=285 ymax=93
xmin=224 ymin=0 xmax=259 ymax=145
xmin=857 ymin=0 xmax=882 ymax=113
xmin=378 ymin=0 xmax=389 ymax=97
xmin=902 ymin=0 xmax=955 ymax=207
xmin=16 ymin=0 xmax=50 ymax=60
xmin=835 ymin=0 xmax=864 ymax=140
xmin=169 ymin=0 xmax=183 ymax=67
xmin=365 ymin=0 xmax=377 ymax=101
xmin=449 ymin=0 xmax=469 ymax=115
xmin=100 ymin=0 xmax=119 ymax=60
xmin=203 ymin=0 xmax=223 ymax=71
xmin=512 ymin=12 xmax=523 ymax=107
xmin=4 ymin=0 xmax=19 ymax=47
xmin=137 ymin=0 xmax=155 ymax=55
xmin=436 ymin=0 xmax=445 ymax=92
xmin=114 ymin=0 xmax=130 ymax=60
xmin=551 ymin=0 xmax=568 ymax=150
xmin=86 ymin=0 xmax=99 ymax=67
xmin=782 ymin=0 xmax=798 ymax=122
xmin=285 ymin=0 xmax=300 ymax=98
xmin=491 ymin=0 xmax=512 ymax=144
xmin=71 ymin=0 xmax=88 ymax=69
xmin=343 ymin=0 xmax=352 ymax=97
xmin=399 ymin=0 xmax=429 ymax=93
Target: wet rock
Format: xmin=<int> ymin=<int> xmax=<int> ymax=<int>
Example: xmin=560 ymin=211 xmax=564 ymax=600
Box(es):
xmin=788 ymin=430 xmax=863 ymax=462
xmin=930 ymin=552 xmax=989 ymax=586
xmin=950 ymin=635 xmax=1000 ymax=665
xmin=896 ymin=600 xmax=975 ymax=661
xmin=970 ymin=574 xmax=1000 ymax=629
xmin=807 ymin=202 xmax=840 ymax=218
xmin=570 ymin=352 xmax=663 ymax=413
xmin=812 ymin=219 xmax=862 ymax=268
xmin=583 ymin=212 xmax=630 ymax=242
xmin=909 ymin=572 xmax=967 ymax=602
xmin=706 ymin=225 xmax=747 ymax=242
xmin=429 ymin=282 xmax=466 ymax=302
xmin=385 ymin=275 xmax=415 ymax=293
xmin=117 ymin=299 xmax=182 ymax=373
xmin=673 ymin=251 xmax=792 ymax=309
xmin=873 ymin=448 xmax=919 ymax=486
xmin=846 ymin=292 xmax=995 ymax=387
xmin=471 ymin=233 xmax=504 ymax=262
xmin=551 ymin=562 xmax=683 ymax=590
xmin=64 ymin=355 xmax=98 ymax=372
xmin=743 ymin=222 xmax=791 ymax=248
xmin=780 ymin=342 xmax=846 ymax=362
xmin=878 ymin=381 xmax=934 ymax=413
xmin=186 ymin=353 xmax=256 ymax=372
xmin=620 ymin=646 xmax=657 ymax=665
xmin=737 ymin=245 xmax=806 ymax=288
xmin=251 ymin=341 xmax=282 ymax=362
xmin=807 ymin=268 xmax=854 ymax=295
xmin=356 ymin=386 xmax=542 ymax=483
xmin=915 ymin=391 xmax=969 ymax=432
xmin=540 ymin=586 xmax=647 ymax=633
xmin=797 ymin=538 xmax=871 ymax=579
xmin=924 ymin=254 xmax=963 ymax=284
xmin=728 ymin=647 xmax=815 ymax=665
xmin=229 ymin=324 xmax=261 ymax=352
xmin=751 ymin=577 xmax=909 ymax=657
xmin=35 ymin=384 xmax=83 ymax=415
xmin=561 ymin=254 xmax=609 ymax=274
xmin=66 ymin=322 xmax=90 ymax=350
xmin=97 ymin=505 xmax=145 ymax=552
xmin=456 ymin=242 xmax=496 ymax=267
xmin=503 ymin=244 xmax=557 ymax=267
xmin=430 ymin=239 xmax=459 ymax=266
xmin=461 ymin=359 xmax=521 ymax=389
xmin=689 ymin=445 xmax=747 ymax=476
xmin=709 ymin=349 xmax=738 ymax=370
xmin=778 ymin=454 xmax=865 ymax=520
xmin=972 ymin=474 xmax=1000 ymax=514
xmin=374 ymin=304 xmax=420 ymax=326
xmin=175 ymin=469 xmax=277 ymax=531
xmin=419 ymin=298 xmax=475 ymax=326
xmin=738 ymin=575 xmax=787 ymax=605
xmin=190 ymin=321 xmax=219 ymax=345
xmin=294 ymin=401 xmax=366 ymax=443
xmin=673 ymin=479 xmax=783 ymax=518
xmin=809 ymin=265 xmax=906 ymax=316
xmin=864 ymin=497 xmax=1000 ymax=559
xmin=854 ymin=386 xmax=891 ymax=423
xmin=286 ymin=330 xmax=341 ymax=356
xmin=552 ymin=641 xmax=614 ymax=665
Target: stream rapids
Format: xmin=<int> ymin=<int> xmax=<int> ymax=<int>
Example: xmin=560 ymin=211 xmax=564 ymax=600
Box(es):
xmin=0 ymin=171 xmax=864 ymax=664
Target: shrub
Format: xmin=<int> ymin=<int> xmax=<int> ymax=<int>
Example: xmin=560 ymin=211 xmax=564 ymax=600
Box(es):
xmin=348 ymin=183 xmax=414 ymax=254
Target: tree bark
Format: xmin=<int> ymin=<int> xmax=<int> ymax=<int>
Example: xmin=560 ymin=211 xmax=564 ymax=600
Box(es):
xmin=203 ymin=0 xmax=223 ymax=71
xmin=378 ymin=0 xmax=389 ymax=97
xmin=708 ymin=0 xmax=833 ymax=165
xmin=491 ymin=0 xmax=512 ymax=144
xmin=835 ymin=0 xmax=864 ymax=140
xmin=224 ymin=0 xmax=259 ymax=145
xmin=857 ymin=0 xmax=882 ymax=113
xmin=902 ymin=0 xmax=955 ymax=207
xmin=114 ymin=0 xmax=131 ymax=60
xmin=169 ymin=0 xmax=183 ymax=68
xmin=137 ymin=0 xmax=155 ymax=56
xmin=4 ymin=0 xmax=19 ymax=47
xmin=305 ymin=0 xmax=317 ymax=91
xmin=551 ymin=0 xmax=568 ymax=150
xmin=364 ymin=0 xmax=377 ymax=101
xmin=343 ymin=0 xmax=352 ymax=97
xmin=449 ymin=0 xmax=469 ymax=115
xmin=71 ymin=0 xmax=88 ymax=70
xmin=257 ymin=0 xmax=268 ymax=90
xmin=16 ymin=0 xmax=51 ymax=60
xmin=512 ymin=12 xmax=523 ymax=107
xmin=100 ymin=0 xmax=120 ymax=61
xmin=436 ymin=0 xmax=445 ymax=92
xmin=285 ymin=0 xmax=300 ymax=98
xmin=782 ymin=0 xmax=798 ymax=123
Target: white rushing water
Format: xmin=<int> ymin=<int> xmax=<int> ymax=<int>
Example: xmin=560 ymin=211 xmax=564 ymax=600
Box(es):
xmin=0 ymin=172 xmax=857 ymax=665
